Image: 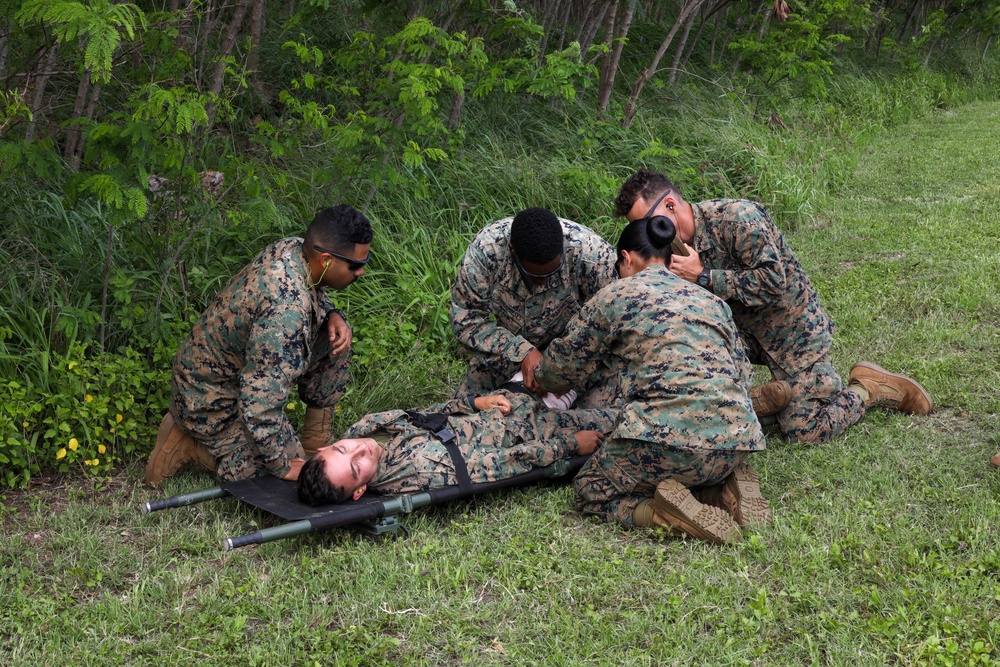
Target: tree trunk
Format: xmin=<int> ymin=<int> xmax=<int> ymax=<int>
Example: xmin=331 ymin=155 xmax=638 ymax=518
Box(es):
xmin=246 ymin=0 xmax=265 ymax=86
xmin=207 ymin=0 xmax=251 ymax=122
xmin=679 ymin=10 xmax=709 ymax=73
xmin=0 ymin=25 xmax=10 ymax=82
xmin=667 ymin=9 xmax=699 ymax=83
xmin=596 ymin=1 xmax=619 ymax=113
xmin=70 ymin=80 xmax=102 ymax=168
xmin=580 ymin=2 xmax=610 ymax=58
xmin=898 ymin=0 xmax=921 ymax=42
xmin=63 ymin=69 xmax=92 ymax=165
xmin=24 ymin=43 xmax=59 ymax=143
xmin=556 ymin=0 xmax=573 ymax=51
xmin=597 ymin=0 xmax=636 ymax=117
xmin=622 ymin=0 xmax=704 ymax=128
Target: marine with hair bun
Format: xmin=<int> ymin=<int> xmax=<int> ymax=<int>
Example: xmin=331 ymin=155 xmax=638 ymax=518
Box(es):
xmin=614 ymin=170 xmax=933 ymax=444
xmin=535 ymin=214 xmax=771 ymax=544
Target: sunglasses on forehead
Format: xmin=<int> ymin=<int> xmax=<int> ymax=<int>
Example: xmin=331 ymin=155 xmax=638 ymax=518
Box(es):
xmin=313 ymin=244 xmax=371 ymax=272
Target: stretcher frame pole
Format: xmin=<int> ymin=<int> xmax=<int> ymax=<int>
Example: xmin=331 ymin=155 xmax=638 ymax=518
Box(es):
xmin=143 ymin=486 xmax=230 ymax=514
xmin=223 ymin=491 xmax=437 ymax=550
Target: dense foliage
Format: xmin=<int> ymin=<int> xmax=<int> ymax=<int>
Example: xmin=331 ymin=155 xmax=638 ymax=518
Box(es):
xmin=1 ymin=0 xmax=999 ymax=485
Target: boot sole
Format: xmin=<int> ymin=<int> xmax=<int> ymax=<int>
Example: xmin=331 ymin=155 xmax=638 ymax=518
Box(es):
xmin=850 ymin=361 xmax=934 ymax=414
xmin=654 ymin=480 xmax=741 ymax=545
xmin=724 ymin=463 xmax=772 ymax=526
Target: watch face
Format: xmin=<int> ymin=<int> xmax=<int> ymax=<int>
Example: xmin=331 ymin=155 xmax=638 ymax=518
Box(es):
xmin=698 ymin=271 xmax=710 ymax=287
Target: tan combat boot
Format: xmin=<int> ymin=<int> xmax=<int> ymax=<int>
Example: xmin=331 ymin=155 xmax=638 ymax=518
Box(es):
xmin=650 ymin=479 xmax=742 ymax=544
xmin=991 ymin=452 xmax=1000 ymax=468
xmin=750 ymin=380 xmax=793 ymax=417
xmin=849 ymin=362 xmax=933 ymax=415
xmin=301 ymin=406 xmax=334 ymax=457
xmin=702 ymin=462 xmax=772 ymax=526
xmin=145 ymin=413 xmax=215 ymax=487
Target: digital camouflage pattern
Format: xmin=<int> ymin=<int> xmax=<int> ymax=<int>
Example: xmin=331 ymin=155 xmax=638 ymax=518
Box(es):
xmin=691 ymin=199 xmax=864 ymax=442
xmin=171 ymin=238 xmax=350 ymax=481
xmin=450 ymin=217 xmax=617 ymax=405
xmin=535 ymin=264 xmax=764 ymax=525
xmin=343 ymin=389 xmax=616 ymax=494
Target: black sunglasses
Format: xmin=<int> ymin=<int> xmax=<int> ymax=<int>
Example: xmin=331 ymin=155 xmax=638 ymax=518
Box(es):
xmin=313 ymin=244 xmax=371 ymax=272
xmin=512 ymin=250 xmax=563 ymax=279
xmin=640 ymin=189 xmax=672 ymax=222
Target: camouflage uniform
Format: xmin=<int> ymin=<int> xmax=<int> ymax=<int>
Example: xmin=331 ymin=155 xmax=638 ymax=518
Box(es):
xmin=691 ymin=199 xmax=865 ymax=443
xmin=343 ymin=390 xmax=616 ymax=494
xmin=171 ymin=238 xmax=350 ymax=481
xmin=450 ymin=217 xmax=619 ymax=408
xmin=535 ymin=264 xmax=765 ymax=526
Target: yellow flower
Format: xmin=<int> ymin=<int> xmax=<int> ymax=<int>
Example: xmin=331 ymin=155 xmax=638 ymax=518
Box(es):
xmin=22 ymin=421 xmax=28 ymax=429
xmin=56 ymin=448 xmax=67 ymax=460
xmin=287 ymin=402 xmax=297 ymax=411
xmin=85 ymin=394 xmax=93 ymax=403
xmin=98 ymin=444 xmax=107 ymax=454
xmin=85 ymin=459 xmax=99 ymax=466
xmin=115 ymin=414 xmax=123 ymax=423
xmin=68 ymin=438 xmax=79 ymax=451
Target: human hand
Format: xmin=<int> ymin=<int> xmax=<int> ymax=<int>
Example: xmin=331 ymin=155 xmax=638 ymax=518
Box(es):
xmin=282 ymin=457 xmax=306 ymax=481
xmin=573 ymin=430 xmax=605 ymax=455
xmin=668 ymin=244 xmax=703 ymax=282
xmin=475 ymin=394 xmax=512 ymax=415
xmin=327 ymin=312 xmax=352 ymax=355
xmin=520 ymin=348 xmax=544 ymax=395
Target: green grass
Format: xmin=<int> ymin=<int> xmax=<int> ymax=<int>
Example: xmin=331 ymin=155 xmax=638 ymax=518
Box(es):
xmin=4 ymin=102 xmax=1000 ymax=666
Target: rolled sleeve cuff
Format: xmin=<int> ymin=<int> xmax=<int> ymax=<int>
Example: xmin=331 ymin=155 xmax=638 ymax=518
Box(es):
xmin=507 ymin=338 xmax=536 ymax=364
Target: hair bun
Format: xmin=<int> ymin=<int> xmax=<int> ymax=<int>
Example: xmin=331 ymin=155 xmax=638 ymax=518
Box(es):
xmin=646 ymin=217 xmax=676 ymax=249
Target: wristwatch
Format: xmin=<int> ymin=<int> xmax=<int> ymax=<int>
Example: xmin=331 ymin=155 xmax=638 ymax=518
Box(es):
xmin=696 ymin=269 xmax=711 ymax=289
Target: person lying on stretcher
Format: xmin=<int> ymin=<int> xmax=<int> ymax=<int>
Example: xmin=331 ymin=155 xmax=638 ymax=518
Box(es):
xmin=296 ymin=386 xmax=615 ymax=505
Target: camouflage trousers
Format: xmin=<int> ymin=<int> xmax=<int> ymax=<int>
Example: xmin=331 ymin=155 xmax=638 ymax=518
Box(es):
xmin=172 ymin=341 xmax=350 ymax=482
xmin=764 ymin=356 xmax=866 ymax=444
xmin=573 ymin=438 xmax=749 ymax=526
xmin=454 ymin=351 xmax=622 ymax=410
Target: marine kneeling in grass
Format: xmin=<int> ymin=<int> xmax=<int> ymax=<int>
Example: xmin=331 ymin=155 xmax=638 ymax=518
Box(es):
xmin=535 ymin=214 xmax=770 ymax=545
xmin=297 ymin=389 xmax=616 ymax=505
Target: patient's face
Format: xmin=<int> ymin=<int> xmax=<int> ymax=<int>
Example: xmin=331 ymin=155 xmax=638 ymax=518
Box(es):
xmin=316 ymin=438 xmax=383 ymax=500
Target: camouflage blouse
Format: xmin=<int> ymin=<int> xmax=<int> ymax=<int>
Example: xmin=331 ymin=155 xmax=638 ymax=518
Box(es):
xmin=536 ymin=264 xmax=764 ymax=453
xmin=450 ymin=217 xmax=616 ymax=363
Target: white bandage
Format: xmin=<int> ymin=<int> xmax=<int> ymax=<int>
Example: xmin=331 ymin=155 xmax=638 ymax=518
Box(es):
xmin=509 ymin=372 xmax=577 ymax=410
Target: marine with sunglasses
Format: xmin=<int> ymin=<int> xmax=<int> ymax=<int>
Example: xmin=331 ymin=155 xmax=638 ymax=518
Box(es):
xmin=614 ymin=170 xmax=932 ymax=444
xmin=450 ymin=208 xmax=620 ymax=409
xmin=145 ymin=205 xmax=373 ymax=486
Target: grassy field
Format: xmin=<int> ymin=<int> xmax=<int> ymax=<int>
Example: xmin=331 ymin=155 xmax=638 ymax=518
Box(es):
xmin=3 ymin=101 xmax=1000 ymax=666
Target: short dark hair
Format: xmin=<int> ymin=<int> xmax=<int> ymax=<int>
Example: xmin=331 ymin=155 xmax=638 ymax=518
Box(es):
xmin=614 ymin=170 xmax=678 ymax=218
xmin=297 ymin=456 xmax=351 ymax=506
xmin=510 ymin=208 xmax=563 ymax=264
xmin=617 ymin=217 xmax=676 ymax=264
xmin=305 ymin=205 xmax=373 ymax=254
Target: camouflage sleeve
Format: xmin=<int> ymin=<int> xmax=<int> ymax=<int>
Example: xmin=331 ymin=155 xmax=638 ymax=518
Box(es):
xmin=577 ymin=236 xmax=618 ymax=302
xmin=464 ymin=433 xmax=578 ymax=482
xmin=535 ymin=294 xmax=611 ymax=395
xmin=710 ymin=203 xmax=787 ymax=308
xmin=721 ymin=302 xmax=754 ymax=392
xmin=239 ymin=312 xmax=312 ymax=478
xmin=450 ymin=246 xmax=535 ymax=363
